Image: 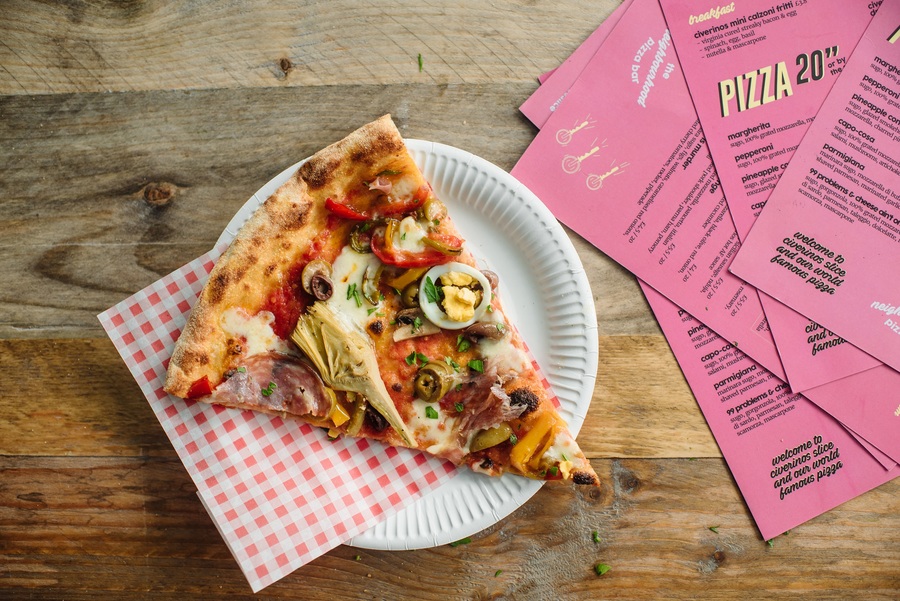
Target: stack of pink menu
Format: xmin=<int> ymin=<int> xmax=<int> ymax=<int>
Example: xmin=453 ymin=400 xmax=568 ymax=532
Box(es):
xmin=514 ymin=0 xmax=900 ymax=540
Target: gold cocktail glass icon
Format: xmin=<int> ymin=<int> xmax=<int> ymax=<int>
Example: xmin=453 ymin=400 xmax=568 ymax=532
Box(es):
xmin=561 ymin=139 xmax=606 ymax=174
xmin=555 ymin=117 xmax=595 ymax=146
xmin=586 ymin=160 xmax=629 ymax=190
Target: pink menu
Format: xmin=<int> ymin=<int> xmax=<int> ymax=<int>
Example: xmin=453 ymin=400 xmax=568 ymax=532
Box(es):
xmin=658 ymin=0 xmax=880 ymax=392
xmin=514 ymin=0 xmax=900 ymax=462
xmin=512 ymin=0 xmax=786 ymax=381
xmin=731 ymin=0 xmax=900 ymax=374
xmin=642 ymin=284 xmax=896 ymax=540
xmin=516 ymin=0 xmax=900 ymax=537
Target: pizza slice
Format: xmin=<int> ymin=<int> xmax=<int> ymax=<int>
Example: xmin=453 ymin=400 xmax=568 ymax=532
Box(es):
xmin=165 ymin=115 xmax=599 ymax=486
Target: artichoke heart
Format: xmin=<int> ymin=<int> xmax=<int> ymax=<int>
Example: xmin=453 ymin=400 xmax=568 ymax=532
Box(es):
xmin=290 ymin=302 xmax=415 ymax=446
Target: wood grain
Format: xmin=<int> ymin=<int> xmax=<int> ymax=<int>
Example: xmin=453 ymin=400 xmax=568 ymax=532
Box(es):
xmin=3 ymin=0 xmax=899 ymax=597
xmin=0 ymin=86 xmax=659 ymax=339
xmin=0 ymin=0 xmax=622 ymax=95
xmin=0 ymin=337 xmax=709 ymax=459
xmin=3 ymin=456 xmax=897 ymax=600
xmin=0 ymin=339 xmax=175 ymax=458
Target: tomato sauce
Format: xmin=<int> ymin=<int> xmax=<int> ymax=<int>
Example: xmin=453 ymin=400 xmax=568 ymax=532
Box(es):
xmin=261 ymin=281 xmax=306 ymax=339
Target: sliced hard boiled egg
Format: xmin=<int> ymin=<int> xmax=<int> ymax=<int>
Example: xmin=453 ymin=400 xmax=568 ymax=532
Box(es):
xmin=419 ymin=262 xmax=492 ymax=330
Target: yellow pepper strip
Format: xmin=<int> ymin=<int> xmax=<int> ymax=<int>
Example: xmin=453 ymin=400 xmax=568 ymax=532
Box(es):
xmin=303 ymin=388 xmax=350 ymax=429
xmin=510 ymin=412 xmax=558 ymax=474
xmin=385 ymin=266 xmax=429 ymax=290
xmin=329 ymin=399 xmax=351 ymax=427
xmin=528 ymin=426 xmax=558 ymax=471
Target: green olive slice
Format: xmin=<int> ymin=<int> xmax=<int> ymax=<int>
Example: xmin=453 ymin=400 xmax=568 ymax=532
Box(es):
xmin=362 ymin=263 xmax=382 ymax=306
xmin=401 ymin=281 xmax=420 ymax=308
xmin=470 ymin=423 xmax=514 ymax=453
xmin=414 ymin=361 xmax=453 ymax=402
xmin=420 ymin=197 xmax=448 ymax=223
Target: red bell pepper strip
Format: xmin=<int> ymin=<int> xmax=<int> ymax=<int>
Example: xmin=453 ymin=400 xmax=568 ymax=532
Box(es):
xmin=325 ymin=197 xmax=369 ymax=221
xmin=325 ymin=184 xmax=432 ymax=220
xmin=370 ymin=221 xmax=463 ymax=268
xmin=187 ymin=375 xmax=213 ymax=399
xmin=377 ymin=183 xmax=431 ymax=216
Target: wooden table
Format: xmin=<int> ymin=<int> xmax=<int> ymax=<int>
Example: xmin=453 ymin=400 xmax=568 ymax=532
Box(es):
xmin=2 ymin=1 xmax=897 ymax=599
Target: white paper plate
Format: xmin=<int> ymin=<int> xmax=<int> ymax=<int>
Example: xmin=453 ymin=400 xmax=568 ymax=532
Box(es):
xmin=217 ymin=139 xmax=598 ymax=550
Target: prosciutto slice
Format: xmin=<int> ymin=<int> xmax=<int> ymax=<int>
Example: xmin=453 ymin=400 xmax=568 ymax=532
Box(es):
xmin=209 ymin=352 xmax=332 ymax=418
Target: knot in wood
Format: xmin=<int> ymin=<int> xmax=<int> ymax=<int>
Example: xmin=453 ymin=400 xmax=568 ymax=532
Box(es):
xmin=713 ymin=550 xmax=726 ymax=564
xmin=279 ymin=58 xmax=293 ymax=75
xmin=142 ymin=182 xmax=176 ymax=207
xmin=616 ymin=470 xmax=640 ymax=493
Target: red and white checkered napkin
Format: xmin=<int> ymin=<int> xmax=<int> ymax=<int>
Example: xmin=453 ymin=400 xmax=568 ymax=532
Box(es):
xmin=98 ymin=244 xmax=458 ymax=592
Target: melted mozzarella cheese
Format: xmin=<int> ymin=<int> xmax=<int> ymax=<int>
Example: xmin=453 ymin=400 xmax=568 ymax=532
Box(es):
xmin=394 ymin=216 xmax=427 ymax=252
xmin=390 ymin=175 xmax=419 ymax=203
xmin=220 ymin=308 xmax=292 ymax=356
xmin=542 ymin=431 xmax=581 ymax=478
xmin=406 ymin=399 xmax=461 ymax=456
xmin=328 ymin=244 xmax=384 ymax=327
xmin=479 ymin=336 xmax=530 ymax=376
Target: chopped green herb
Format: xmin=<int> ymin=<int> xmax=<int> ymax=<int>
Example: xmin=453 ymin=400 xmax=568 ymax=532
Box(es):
xmin=766 ymin=539 xmax=775 ymax=547
xmin=401 ymin=232 xmax=407 ymax=240
xmin=455 ymin=402 xmax=464 ymax=412
xmin=261 ymin=381 xmax=277 ymax=397
xmin=548 ymin=466 xmax=559 ymax=477
xmin=486 ymin=304 xmax=493 ymax=313
xmin=468 ymin=359 xmax=484 ymax=373
xmin=425 ymin=406 xmax=439 ymax=419
xmin=496 ymin=323 xmax=506 ymax=333
xmin=236 ymin=366 xmax=247 ymax=374
xmin=594 ymin=563 xmax=611 ymax=576
xmin=354 ymin=555 xmax=362 ymax=561
xmin=561 ymin=453 xmax=569 ymax=462
xmin=509 ymin=433 xmax=518 ymax=445
xmin=423 ymin=276 xmax=442 ymax=304
xmin=433 ymin=218 xmax=441 ymax=226
xmin=346 ymin=283 xmax=362 ymax=307
xmin=592 ymin=530 xmax=601 ymax=544
xmin=444 ymin=356 xmax=460 ymax=372
xmin=494 ymin=570 xmax=503 ymax=577
xmin=367 ymin=307 xmax=379 ymax=315
xmin=405 ymin=351 xmax=429 ymax=366
xmin=412 ymin=316 xmax=423 ymax=332
xmin=417 ymin=53 xmax=423 ymax=72
xmin=456 ymin=334 xmax=471 ymax=352
xmin=449 ymin=537 xmax=471 ymax=547
xmin=455 ymin=383 xmax=463 ymax=392
xmin=709 ymin=526 xmax=720 ymax=534
xmin=392 ymin=287 xmax=403 ymax=296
